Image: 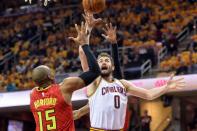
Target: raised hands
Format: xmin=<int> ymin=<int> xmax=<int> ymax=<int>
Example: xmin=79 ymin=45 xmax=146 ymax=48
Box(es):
xmin=102 ymin=23 xmax=117 ymax=44
xmin=82 ymin=11 xmax=102 ymax=32
xmin=166 ymin=74 xmax=185 ymax=91
xmin=69 ymin=22 xmax=90 ymax=45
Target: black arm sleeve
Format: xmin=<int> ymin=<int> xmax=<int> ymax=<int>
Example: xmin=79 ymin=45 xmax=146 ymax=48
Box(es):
xmin=111 ymin=43 xmax=123 ymax=79
xmin=79 ymin=45 xmax=101 ymax=86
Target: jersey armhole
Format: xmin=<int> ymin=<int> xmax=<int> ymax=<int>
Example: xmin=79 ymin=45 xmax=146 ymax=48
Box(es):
xmin=118 ymin=79 xmax=128 ymax=91
xmin=30 ymin=88 xmax=36 ymax=98
xmin=87 ymin=77 xmax=102 ymax=98
xmin=58 ymin=84 xmax=73 ymax=106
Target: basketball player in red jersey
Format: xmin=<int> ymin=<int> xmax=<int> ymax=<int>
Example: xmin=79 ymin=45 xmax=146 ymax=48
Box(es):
xmin=73 ymin=13 xmax=185 ymax=131
xmin=30 ymin=21 xmax=101 ymax=131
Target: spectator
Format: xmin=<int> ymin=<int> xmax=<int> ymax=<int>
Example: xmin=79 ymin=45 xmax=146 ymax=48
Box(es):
xmin=186 ymin=36 xmax=197 ymax=52
xmin=177 ymin=61 xmax=188 ymax=75
xmin=160 ymin=56 xmax=171 ymax=71
xmin=155 ymin=29 xmax=163 ymax=42
xmin=1 ymin=0 xmax=197 ymax=91
xmin=133 ymin=54 xmax=142 ymax=67
xmin=140 ymin=110 xmax=152 ymax=131
xmin=56 ymin=66 xmax=66 ymax=75
xmin=123 ymin=54 xmax=130 ymax=68
xmin=5 ymin=79 xmax=16 ymax=92
xmin=128 ymin=107 xmax=140 ymax=131
xmin=67 ymin=47 xmax=74 ymax=60
xmin=16 ymin=62 xmax=26 ymax=74
xmin=167 ymin=34 xmax=179 ymax=56
xmin=188 ymin=61 xmax=197 ymax=74
xmin=187 ymin=109 xmax=197 ymax=131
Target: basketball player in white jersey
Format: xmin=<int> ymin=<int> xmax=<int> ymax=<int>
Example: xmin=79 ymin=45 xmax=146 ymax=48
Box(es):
xmin=74 ymin=13 xmax=185 ymax=131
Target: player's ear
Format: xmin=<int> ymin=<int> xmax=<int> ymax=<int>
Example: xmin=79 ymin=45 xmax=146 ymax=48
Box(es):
xmin=48 ymin=74 xmax=53 ymax=79
xmin=112 ymin=66 xmax=115 ymax=71
xmin=48 ymin=74 xmax=55 ymax=83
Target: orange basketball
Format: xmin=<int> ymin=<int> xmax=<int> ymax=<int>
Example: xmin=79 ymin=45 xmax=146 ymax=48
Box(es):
xmin=82 ymin=0 xmax=106 ymax=14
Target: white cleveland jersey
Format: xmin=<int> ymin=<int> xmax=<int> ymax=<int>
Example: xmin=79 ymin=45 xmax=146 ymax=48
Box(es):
xmin=88 ymin=78 xmax=128 ymax=130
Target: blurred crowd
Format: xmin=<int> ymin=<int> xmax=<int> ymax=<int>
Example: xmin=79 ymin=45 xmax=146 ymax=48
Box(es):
xmin=187 ymin=107 xmax=197 ymax=131
xmin=160 ymin=34 xmax=197 ymax=75
xmin=0 ymin=0 xmax=197 ymax=91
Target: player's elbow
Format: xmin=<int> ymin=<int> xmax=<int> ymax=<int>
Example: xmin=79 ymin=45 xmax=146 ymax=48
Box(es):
xmin=146 ymin=95 xmax=154 ymax=101
xmin=144 ymin=92 xmax=155 ymax=101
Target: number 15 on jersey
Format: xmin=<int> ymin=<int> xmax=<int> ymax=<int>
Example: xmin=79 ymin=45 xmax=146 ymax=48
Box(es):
xmin=37 ymin=109 xmax=57 ymax=131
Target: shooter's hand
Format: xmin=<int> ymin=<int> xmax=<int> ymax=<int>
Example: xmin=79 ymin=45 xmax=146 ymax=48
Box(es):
xmin=102 ymin=23 xmax=117 ymax=44
xmin=69 ymin=21 xmax=90 ymax=45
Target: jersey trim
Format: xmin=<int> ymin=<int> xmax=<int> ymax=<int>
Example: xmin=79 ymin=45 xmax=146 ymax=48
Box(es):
xmin=102 ymin=78 xmax=116 ymax=83
xmin=87 ymin=77 xmax=102 ymax=98
xmin=36 ymin=85 xmax=51 ymax=91
xmin=118 ymin=80 xmax=127 ymax=91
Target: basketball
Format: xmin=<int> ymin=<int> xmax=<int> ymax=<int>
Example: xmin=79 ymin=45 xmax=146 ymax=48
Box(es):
xmin=82 ymin=0 xmax=106 ymax=14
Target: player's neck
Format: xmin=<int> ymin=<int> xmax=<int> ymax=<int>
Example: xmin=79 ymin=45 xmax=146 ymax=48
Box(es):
xmin=39 ymin=81 xmax=53 ymax=89
xmin=102 ymin=74 xmax=114 ymax=82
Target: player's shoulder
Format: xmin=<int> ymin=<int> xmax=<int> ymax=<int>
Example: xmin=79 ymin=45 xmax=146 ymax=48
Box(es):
xmin=117 ymin=79 xmax=129 ymax=88
xmin=59 ymin=77 xmax=81 ymax=91
xmin=30 ymin=87 xmax=37 ymax=97
xmin=61 ymin=77 xmax=81 ymax=83
xmin=92 ymin=76 xmax=101 ymax=86
xmin=86 ymin=77 xmax=101 ymax=97
xmin=86 ymin=76 xmax=100 ymax=89
xmin=115 ymin=78 xmax=125 ymax=83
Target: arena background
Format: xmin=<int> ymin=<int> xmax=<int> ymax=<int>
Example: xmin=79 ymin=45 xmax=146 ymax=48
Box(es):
xmin=0 ymin=0 xmax=197 ymax=130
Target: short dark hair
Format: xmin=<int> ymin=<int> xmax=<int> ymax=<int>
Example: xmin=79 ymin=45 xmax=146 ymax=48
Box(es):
xmin=97 ymin=52 xmax=114 ymax=66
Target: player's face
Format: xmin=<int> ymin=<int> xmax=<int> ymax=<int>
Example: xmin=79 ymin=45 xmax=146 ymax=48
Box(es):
xmin=98 ymin=56 xmax=113 ymax=77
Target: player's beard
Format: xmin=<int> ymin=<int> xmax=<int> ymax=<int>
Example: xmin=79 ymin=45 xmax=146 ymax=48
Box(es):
xmin=101 ymin=69 xmax=112 ymax=77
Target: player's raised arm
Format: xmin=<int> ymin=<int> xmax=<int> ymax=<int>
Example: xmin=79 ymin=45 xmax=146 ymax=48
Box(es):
xmin=102 ymin=23 xmax=123 ymax=79
xmin=120 ymin=74 xmax=185 ymax=100
xmin=82 ymin=11 xmax=102 ymax=33
xmin=74 ymin=12 xmax=102 ymax=119
xmin=79 ymin=46 xmax=89 ymax=71
xmin=79 ymin=11 xmax=102 ymax=72
xmin=61 ymin=21 xmax=100 ymax=93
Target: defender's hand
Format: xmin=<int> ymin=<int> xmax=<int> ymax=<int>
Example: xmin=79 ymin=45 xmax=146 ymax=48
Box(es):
xmin=102 ymin=23 xmax=117 ymax=44
xmin=166 ymin=74 xmax=185 ymax=91
xmin=69 ymin=21 xmax=90 ymax=45
xmin=73 ymin=110 xmax=81 ymax=120
xmin=82 ymin=11 xmax=102 ymax=32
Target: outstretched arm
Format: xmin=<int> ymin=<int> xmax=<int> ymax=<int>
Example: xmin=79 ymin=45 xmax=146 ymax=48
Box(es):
xmin=111 ymin=43 xmax=122 ymax=79
xmin=74 ymin=12 xmax=102 ymax=119
xmin=102 ymin=23 xmax=122 ymax=79
xmin=121 ymin=74 xmax=185 ymax=100
xmin=76 ymin=45 xmax=95 ymax=120
xmin=79 ymin=11 xmax=102 ymax=72
xmin=79 ymin=46 xmax=89 ymax=72
xmin=62 ymin=22 xmax=100 ymax=93
xmin=73 ymin=103 xmax=90 ymax=120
